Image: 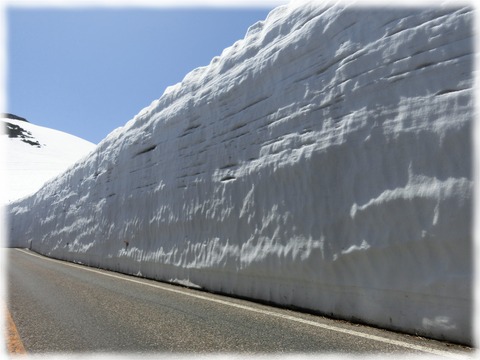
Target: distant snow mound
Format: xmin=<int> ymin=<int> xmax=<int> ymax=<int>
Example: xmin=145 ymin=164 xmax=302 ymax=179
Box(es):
xmin=1 ymin=115 xmax=96 ymax=203
xmin=8 ymin=4 xmax=473 ymax=345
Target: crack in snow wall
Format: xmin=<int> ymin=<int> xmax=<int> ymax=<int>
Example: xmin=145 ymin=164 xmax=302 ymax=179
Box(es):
xmin=8 ymin=3 xmax=473 ymax=345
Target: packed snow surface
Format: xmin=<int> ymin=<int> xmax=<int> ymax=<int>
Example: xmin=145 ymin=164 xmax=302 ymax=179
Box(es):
xmin=1 ymin=116 xmax=96 ymax=203
xmin=8 ymin=2 xmax=473 ymax=344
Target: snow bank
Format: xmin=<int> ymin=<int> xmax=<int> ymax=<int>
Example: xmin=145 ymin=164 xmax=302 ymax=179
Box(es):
xmin=8 ymin=3 xmax=473 ymax=345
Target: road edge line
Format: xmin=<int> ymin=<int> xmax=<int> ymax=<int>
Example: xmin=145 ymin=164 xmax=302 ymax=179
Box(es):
xmin=4 ymin=303 xmax=26 ymax=355
xmin=15 ymin=248 xmax=471 ymax=359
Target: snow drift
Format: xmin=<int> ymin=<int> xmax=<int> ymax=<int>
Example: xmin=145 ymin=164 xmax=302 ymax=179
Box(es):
xmin=1 ymin=115 xmax=96 ymax=203
xmin=8 ymin=3 xmax=473 ymax=345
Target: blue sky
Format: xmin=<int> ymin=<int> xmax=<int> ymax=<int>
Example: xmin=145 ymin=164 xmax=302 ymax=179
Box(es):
xmin=6 ymin=6 xmax=279 ymax=144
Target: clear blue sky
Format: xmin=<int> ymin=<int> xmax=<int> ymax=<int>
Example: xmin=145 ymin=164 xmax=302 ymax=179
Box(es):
xmin=6 ymin=6 xmax=279 ymax=144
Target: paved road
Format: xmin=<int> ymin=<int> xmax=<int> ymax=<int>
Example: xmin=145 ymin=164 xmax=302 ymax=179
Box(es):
xmin=5 ymin=248 xmax=473 ymax=356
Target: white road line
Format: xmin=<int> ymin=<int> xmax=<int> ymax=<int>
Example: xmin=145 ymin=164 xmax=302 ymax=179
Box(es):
xmin=16 ymin=248 xmax=471 ymax=359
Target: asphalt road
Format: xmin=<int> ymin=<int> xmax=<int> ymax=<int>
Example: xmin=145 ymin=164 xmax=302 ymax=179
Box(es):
xmin=5 ymin=248 xmax=473 ymax=356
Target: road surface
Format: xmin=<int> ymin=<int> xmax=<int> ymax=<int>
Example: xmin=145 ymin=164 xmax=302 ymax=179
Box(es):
xmin=5 ymin=248 xmax=473 ymax=356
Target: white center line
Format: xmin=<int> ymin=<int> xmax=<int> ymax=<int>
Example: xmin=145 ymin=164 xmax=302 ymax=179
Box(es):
xmin=16 ymin=248 xmax=471 ymax=359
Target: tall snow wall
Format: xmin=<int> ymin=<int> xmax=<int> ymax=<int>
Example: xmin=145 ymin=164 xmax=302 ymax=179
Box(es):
xmin=8 ymin=3 xmax=473 ymax=345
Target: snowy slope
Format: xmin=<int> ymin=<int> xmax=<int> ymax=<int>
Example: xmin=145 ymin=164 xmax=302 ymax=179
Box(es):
xmin=8 ymin=3 xmax=473 ymax=344
xmin=1 ymin=115 xmax=96 ymax=203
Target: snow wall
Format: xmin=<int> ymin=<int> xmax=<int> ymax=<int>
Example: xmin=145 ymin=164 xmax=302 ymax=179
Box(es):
xmin=8 ymin=3 xmax=474 ymax=345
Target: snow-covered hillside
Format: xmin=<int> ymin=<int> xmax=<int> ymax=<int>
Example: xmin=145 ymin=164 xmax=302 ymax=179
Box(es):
xmin=8 ymin=3 xmax=473 ymax=345
xmin=1 ymin=114 xmax=96 ymax=203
